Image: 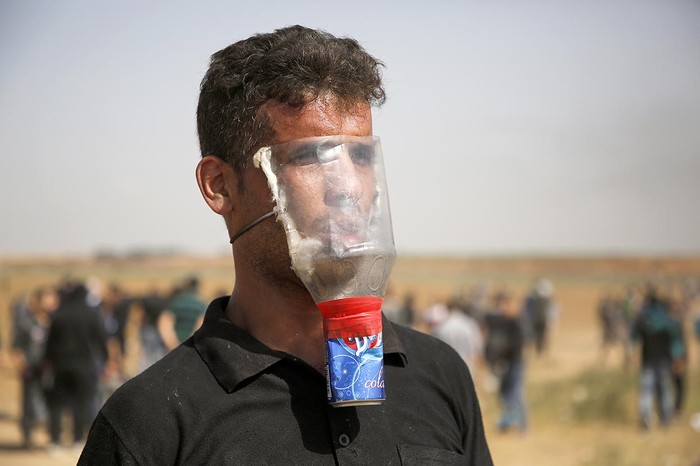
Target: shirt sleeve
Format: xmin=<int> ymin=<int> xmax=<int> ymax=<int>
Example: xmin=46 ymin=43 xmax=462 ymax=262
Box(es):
xmin=437 ymin=334 xmax=493 ymax=465
xmin=78 ymin=412 xmax=140 ymax=466
xmin=461 ymin=360 xmax=494 ymax=465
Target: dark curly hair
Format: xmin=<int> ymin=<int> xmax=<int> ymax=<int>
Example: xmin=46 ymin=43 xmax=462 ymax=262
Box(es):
xmin=196 ymin=25 xmax=386 ymax=177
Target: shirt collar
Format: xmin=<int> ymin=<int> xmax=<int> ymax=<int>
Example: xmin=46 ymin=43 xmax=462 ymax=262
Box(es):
xmin=194 ymin=296 xmax=406 ymax=393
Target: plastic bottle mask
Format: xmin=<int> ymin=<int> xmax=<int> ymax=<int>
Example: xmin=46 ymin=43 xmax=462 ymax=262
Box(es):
xmin=254 ymin=135 xmax=396 ymax=303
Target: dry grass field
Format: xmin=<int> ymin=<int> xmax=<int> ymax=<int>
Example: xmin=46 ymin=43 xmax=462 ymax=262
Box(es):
xmin=0 ymin=254 xmax=699 ymax=465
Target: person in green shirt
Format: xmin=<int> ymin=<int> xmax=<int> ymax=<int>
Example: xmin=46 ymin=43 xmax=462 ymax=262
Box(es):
xmin=158 ymin=277 xmax=207 ymax=350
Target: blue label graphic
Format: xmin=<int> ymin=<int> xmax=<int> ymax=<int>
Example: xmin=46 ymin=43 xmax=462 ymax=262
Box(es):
xmin=325 ymin=333 xmax=384 ymax=405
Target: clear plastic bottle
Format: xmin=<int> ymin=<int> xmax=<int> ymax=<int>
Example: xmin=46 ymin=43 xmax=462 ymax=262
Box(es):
xmin=255 ymin=135 xmax=396 ymax=405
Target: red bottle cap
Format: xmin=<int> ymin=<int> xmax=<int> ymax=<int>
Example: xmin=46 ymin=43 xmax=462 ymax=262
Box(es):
xmin=317 ymin=296 xmax=383 ymax=339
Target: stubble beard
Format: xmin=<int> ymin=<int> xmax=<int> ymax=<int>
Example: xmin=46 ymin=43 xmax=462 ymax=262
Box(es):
xmin=240 ymin=219 xmax=310 ymax=297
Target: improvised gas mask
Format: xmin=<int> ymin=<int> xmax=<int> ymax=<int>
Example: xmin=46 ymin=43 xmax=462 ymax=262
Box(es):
xmin=253 ymin=134 xmax=396 ymax=406
xmin=253 ymin=135 xmax=396 ymax=303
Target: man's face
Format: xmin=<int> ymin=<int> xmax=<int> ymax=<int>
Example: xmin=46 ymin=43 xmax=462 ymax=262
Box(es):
xmin=271 ymin=135 xmax=379 ymax=251
xmin=236 ymin=96 xmax=373 ymax=290
xmin=264 ymin=97 xmax=375 ymax=251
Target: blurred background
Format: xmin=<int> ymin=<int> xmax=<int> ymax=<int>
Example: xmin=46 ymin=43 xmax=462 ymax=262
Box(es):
xmin=1 ymin=1 xmax=699 ymax=465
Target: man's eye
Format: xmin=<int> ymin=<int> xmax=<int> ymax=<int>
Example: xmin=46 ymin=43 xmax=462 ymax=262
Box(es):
xmin=350 ymin=145 xmax=375 ymax=166
xmin=288 ymin=149 xmax=319 ymax=166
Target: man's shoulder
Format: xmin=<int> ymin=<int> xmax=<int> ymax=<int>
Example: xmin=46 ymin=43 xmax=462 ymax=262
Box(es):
xmin=390 ymin=323 xmax=468 ymax=371
xmin=392 ymin=321 xmax=451 ymax=345
xmin=102 ymin=342 xmax=209 ymax=421
xmin=97 ymin=341 xmax=222 ymax=459
xmin=386 ymin=323 xmax=482 ymax=441
xmin=86 ymin=345 xmax=193 ymax=464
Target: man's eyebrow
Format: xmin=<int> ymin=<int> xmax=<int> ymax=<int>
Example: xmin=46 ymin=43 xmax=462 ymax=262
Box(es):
xmin=317 ymin=140 xmax=341 ymax=151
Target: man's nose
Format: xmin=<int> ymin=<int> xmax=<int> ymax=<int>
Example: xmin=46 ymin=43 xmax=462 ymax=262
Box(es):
xmin=324 ymin=148 xmax=364 ymax=208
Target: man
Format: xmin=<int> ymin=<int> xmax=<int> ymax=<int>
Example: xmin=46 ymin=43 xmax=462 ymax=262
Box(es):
xmin=137 ymin=288 xmax=168 ymax=371
xmin=484 ymin=292 xmax=527 ymax=433
xmin=630 ymin=286 xmax=684 ymax=430
xmin=523 ymin=278 xmax=556 ymax=355
xmin=80 ymin=25 xmax=492 ymax=464
xmin=597 ymin=290 xmax=622 ymax=364
xmin=11 ymin=287 xmax=57 ymax=448
xmin=45 ymin=281 xmax=108 ymax=449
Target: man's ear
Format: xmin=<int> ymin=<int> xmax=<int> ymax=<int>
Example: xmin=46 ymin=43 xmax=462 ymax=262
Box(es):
xmin=196 ymin=156 xmax=238 ymax=215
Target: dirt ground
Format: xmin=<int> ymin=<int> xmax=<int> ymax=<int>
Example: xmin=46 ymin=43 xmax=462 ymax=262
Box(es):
xmin=0 ymin=255 xmax=699 ymax=465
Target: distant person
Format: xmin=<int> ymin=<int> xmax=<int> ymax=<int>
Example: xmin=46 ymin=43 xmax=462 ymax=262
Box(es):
xmin=597 ymin=291 xmax=623 ymax=364
xmin=11 ymin=287 xmax=58 ymax=448
xmin=157 ymin=277 xmax=207 ymax=351
xmin=630 ymin=286 xmax=684 ymax=430
xmin=384 ymin=287 xmax=417 ymax=328
xmin=695 ymin=305 xmax=700 ymax=367
xmin=485 ymin=292 xmax=527 ymax=433
xmin=11 ymin=293 xmax=31 ymax=337
xmin=398 ymin=292 xmax=417 ymax=327
xmin=523 ymin=278 xmax=556 ymax=355
xmin=138 ymin=289 xmax=168 ymax=371
xmin=432 ymin=297 xmax=484 ymax=379
xmin=668 ymin=298 xmax=687 ymax=418
xmin=465 ymin=283 xmax=492 ymax=324
xmin=82 ymin=277 xmax=110 ymax=417
xmin=423 ymin=299 xmax=450 ymax=331
xmin=618 ymin=284 xmax=641 ymax=370
xmin=44 ymin=282 xmax=108 ymax=449
xmin=105 ymin=284 xmax=133 ymax=357
xmin=98 ymin=284 xmax=131 ymax=404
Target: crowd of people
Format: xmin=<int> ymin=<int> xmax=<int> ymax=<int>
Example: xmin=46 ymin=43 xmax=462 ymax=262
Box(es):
xmin=385 ymin=276 xmax=699 ymax=436
xmin=9 ymin=271 xmax=698 ymax=453
xmin=9 ymin=276 xmax=208 ymax=451
xmin=385 ymin=278 xmax=559 ymax=435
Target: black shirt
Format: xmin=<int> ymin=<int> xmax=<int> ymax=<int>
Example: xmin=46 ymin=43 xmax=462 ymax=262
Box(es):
xmin=79 ymin=297 xmax=492 ymax=465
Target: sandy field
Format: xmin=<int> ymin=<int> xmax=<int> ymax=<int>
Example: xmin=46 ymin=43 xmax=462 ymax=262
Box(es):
xmin=0 ymin=255 xmax=699 ymax=465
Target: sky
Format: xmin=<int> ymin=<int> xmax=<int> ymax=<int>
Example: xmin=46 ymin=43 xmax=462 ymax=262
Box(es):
xmin=1 ymin=1 xmax=699 ymax=257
